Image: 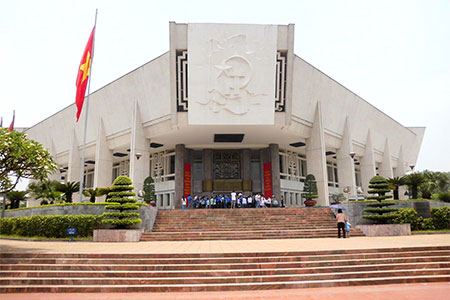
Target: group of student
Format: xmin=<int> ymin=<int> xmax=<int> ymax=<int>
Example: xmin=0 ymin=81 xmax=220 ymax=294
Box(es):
xmin=181 ymin=191 xmax=285 ymax=210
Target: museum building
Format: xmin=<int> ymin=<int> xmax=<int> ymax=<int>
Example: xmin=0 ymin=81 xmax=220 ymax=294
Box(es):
xmin=25 ymin=22 xmax=425 ymax=209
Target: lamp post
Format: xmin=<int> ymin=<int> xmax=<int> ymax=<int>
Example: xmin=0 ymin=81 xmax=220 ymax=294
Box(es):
xmin=349 ymin=152 xmax=358 ymax=201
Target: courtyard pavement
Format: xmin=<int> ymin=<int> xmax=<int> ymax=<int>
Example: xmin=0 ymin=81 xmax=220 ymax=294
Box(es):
xmin=1 ymin=234 xmax=449 ymax=299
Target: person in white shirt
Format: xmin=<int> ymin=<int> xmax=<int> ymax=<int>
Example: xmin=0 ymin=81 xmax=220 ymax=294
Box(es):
xmin=231 ymin=191 xmax=237 ymax=209
xmin=242 ymin=196 xmax=247 ymax=208
xmin=260 ymin=195 xmax=266 ymax=208
xmin=247 ymin=195 xmax=253 ymax=208
xmin=265 ymin=196 xmax=272 ymax=208
xmin=255 ymin=194 xmax=261 ymax=208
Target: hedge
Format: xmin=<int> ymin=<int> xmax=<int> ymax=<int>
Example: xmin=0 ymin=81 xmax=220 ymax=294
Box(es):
xmin=5 ymin=202 xmax=147 ymax=212
xmin=393 ymin=207 xmax=450 ymax=230
xmin=0 ymin=215 xmax=102 ymax=238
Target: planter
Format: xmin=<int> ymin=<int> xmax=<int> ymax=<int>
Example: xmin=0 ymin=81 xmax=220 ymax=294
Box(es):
xmin=93 ymin=229 xmax=142 ymax=242
xmin=304 ymin=200 xmax=317 ymax=207
xmin=356 ymin=224 xmax=411 ymax=237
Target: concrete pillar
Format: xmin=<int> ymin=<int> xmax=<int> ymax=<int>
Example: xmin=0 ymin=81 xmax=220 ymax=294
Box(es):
xmin=67 ymin=130 xmax=81 ymax=183
xmin=67 ymin=130 xmax=81 ymax=202
xmin=395 ymin=145 xmax=408 ymax=200
xmin=242 ymin=149 xmax=251 ymax=192
xmin=129 ymin=102 xmax=150 ymax=196
xmin=336 ymin=117 xmax=357 ymax=199
xmin=360 ymin=130 xmax=376 ymax=197
xmin=202 ymin=149 xmax=213 ymax=196
xmin=269 ymin=144 xmax=281 ymax=200
xmin=174 ymin=144 xmax=186 ymax=209
xmin=306 ymin=102 xmax=329 ymax=206
xmin=48 ymin=140 xmax=61 ymax=182
xmin=284 ymin=23 xmax=295 ymax=126
xmin=94 ymin=118 xmax=113 ymax=201
xmin=379 ymin=138 xmax=393 ymax=179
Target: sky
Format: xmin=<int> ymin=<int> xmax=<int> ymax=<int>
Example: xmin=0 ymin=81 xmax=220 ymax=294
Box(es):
xmin=1 ymin=0 xmax=449 ymax=173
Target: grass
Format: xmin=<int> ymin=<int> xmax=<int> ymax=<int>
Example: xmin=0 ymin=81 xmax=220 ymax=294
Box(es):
xmin=0 ymin=234 xmax=93 ymax=241
xmin=412 ymin=229 xmax=450 ymax=233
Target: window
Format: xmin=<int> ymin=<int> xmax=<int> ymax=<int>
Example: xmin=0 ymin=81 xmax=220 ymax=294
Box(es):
xmin=327 ymin=161 xmax=338 ymax=187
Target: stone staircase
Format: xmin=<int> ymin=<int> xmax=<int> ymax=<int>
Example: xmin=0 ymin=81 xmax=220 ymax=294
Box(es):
xmin=1 ymin=246 xmax=449 ymax=292
xmin=141 ymin=207 xmax=365 ymax=241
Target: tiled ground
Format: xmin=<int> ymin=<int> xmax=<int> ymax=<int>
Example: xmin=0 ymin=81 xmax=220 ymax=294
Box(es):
xmin=1 ymin=234 xmax=449 ymax=254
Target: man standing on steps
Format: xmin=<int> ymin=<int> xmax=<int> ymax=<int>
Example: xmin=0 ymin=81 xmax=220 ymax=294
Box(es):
xmin=336 ymin=209 xmax=347 ymax=238
xmin=231 ymin=190 xmax=237 ymax=208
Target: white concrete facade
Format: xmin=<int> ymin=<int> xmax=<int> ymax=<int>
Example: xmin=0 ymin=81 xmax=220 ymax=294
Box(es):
xmin=25 ymin=22 xmax=425 ymax=208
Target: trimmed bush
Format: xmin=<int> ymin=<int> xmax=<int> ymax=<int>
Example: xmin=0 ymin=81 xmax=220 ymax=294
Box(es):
xmin=363 ymin=176 xmax=398 ymax=223
xmin=0 ymin=215 xmax=101 ymax=238
xmin=393 ymin=208 xmax=421 ymax=230
xmin=101 ymin=176 xmax=141 ymax=229
xmin=431 ymin=207 xmax=450 ymax=229
xmin=437 ymin=192 xmax=450 ymax=203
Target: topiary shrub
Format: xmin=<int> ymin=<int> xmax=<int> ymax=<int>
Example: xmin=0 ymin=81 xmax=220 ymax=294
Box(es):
xmin=0 ymin=215 xmax=101 ymax=238
xmin=362 ymin=176 xmax=398 ymax=223
xmin=143 ymin=176 xmax=156 ymax=204
xmin=101 ymin=176 xmax=142 ymax=229
xmin=431 ymin=207 xmax=450 ymax=229
xmin=303 ymin=174 xmax=318 ymax=206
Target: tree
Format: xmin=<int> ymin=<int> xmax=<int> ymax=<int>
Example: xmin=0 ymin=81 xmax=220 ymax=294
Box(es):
xmin=101 ymin=176 xmax=141 ymax=228
xmin=27 ymin=179 xmax=62 ymax=205
xmin=6 ymin=190 xmax=28 ymax=209
xmin=387 ymin=176 xmax=406 ymax=200
xmin=83 ymin=187 xmax=109 ymax=203
xmin=55 ymin=181 xmax=80 ymax=203
xmin=303 ymin=174 xmax=318 ymax=205
xmin=143 ymin=176 xmax=156 ymax=204
xmin=0 ymin=128 xmax=57 ymax=194
xmin=363 ymin=175 xmax=398 ymax=223
xmin=405 ymin=173 xmax=427 ymax=199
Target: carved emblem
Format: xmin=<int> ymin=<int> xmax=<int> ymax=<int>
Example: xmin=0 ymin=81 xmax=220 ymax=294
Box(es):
xmin=197 ymin=34 xmax=266 ymax=115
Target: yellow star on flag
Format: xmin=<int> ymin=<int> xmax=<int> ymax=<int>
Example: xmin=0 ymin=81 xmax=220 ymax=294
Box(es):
xmin=79 ymin=51 xmax=91 ymax=83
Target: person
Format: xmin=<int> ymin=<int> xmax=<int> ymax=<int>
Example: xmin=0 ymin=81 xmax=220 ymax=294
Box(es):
xmin=272 ymin=195 xmax=278 ymax=207
xmin=256 ymin=194 xmax=261 ymax=208
xmin=336 ymin=209 xmax=347 ymax=238
xmin=181 ymin=197 xmax=186 ymax=211
xmin=242 ymin=195 xmax=247 ymax=208
xmin=247 ymin=195 xmax=253 ymax=208
xmin=345 ymin=221 xmax=352 ymax=238
xmin=231 ymin=190 xmax=237 ymax=209
xmin=280 ymin=195 xmax=285 ymax=208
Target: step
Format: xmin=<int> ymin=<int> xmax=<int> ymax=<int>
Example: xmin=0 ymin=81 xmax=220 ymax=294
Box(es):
xmin=1 ymin=275 xmax=449 ymax=293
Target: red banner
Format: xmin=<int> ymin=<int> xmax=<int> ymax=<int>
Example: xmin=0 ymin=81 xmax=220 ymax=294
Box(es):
xmin=184 ymin=163 xmax=191 ymax=198
xmin=263 ymin=162 xmax=272 ymax=198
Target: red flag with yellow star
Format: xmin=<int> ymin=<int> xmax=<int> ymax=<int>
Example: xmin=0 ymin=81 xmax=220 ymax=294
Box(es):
xmin=75 ymin=27 xmax=95 ymax=122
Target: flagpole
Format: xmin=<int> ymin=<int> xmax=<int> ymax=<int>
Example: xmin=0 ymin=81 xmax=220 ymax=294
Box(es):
xmin=79 ymin=9 xmax=98 ymax=202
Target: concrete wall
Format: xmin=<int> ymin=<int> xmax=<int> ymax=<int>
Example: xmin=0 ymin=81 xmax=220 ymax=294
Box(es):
xmin=342 ymin=200 xmax=450 ymax=226
xmin=4 ymin=205 xmax=158 ymax=232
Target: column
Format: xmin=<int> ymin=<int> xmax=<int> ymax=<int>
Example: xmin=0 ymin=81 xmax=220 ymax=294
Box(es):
xmin=174 ymin=144 xmax=186 ymax=209
xmin=129 ymin=102 xmax=150 ymax=196
xmin=67 ymin=130 xmax=81 ymax=202
xmin=379 ymin=138 xmax=394 ymax=179
xmin=360 ymin=130 xmax=376 ymax=197
xmin=48 ymin=140 xmax=61 ymax=182
xmin=336 ymin=117 xmax=357 ymax=199
xmin=202 ymin=149 xmax=213 ymax=196
xmin=242 ymin=149 xmax=251 ymax=192
xmin=94 ymin=118 xmax=113 ymax=201
xmin=395 ymin=146 xmax=408 ymax=200
xmin=269 ymin=144 xmax=281 ymax=200
xmin=306 ymin=102 xmax=329 ymax=206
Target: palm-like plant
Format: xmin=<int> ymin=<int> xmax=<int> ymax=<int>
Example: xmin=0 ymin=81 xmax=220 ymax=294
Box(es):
xmin=6 ymin=190 xmax=28 ymax=209
xmin=27 ymin=180 xmax=62 ymax=205
xmin=55 ymin=181 xmax=80 ymax=203
xmin=387 ymin=176 xmax=406 ymax=200
xmin=83 ymin=187 xmax=109 ymax=203
xmin=404 ymin=173 xmax=427 ymax=199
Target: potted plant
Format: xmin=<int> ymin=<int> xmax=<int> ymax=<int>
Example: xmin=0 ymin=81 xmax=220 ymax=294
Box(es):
xmin=303 ymin=174 xmax=318 ymax=207
xmin=143 ymin=176 xmax=156 ymax=206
